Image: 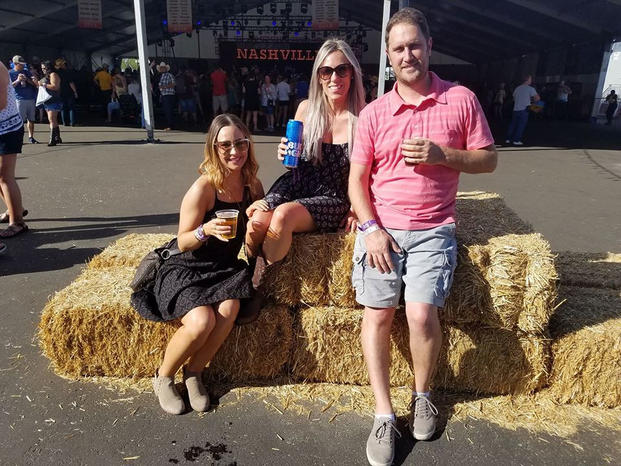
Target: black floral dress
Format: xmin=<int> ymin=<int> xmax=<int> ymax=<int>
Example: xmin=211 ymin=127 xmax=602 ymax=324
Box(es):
xmin=131 ymin=188 xmax=253 ymax=322
xmin=264 ymin=142 xmax=350 ymax=232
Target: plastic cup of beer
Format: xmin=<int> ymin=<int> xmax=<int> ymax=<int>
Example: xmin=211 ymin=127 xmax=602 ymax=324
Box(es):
xmin=215 ymin=209 xmax=239 ymax=240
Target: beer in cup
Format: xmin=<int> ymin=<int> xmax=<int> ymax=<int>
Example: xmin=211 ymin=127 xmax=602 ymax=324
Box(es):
xmin=215 ymin=209 xmax=239 ymax=240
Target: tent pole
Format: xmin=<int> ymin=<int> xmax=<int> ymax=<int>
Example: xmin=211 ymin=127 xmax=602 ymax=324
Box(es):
xmin=133 ymin=0 xmax=155 ymax=142
xmin=377 ymin=0 xmax=391 ymax=97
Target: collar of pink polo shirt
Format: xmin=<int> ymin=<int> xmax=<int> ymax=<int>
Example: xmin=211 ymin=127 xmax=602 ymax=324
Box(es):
xmin=389 ymin=72 xmax=450 ymax=115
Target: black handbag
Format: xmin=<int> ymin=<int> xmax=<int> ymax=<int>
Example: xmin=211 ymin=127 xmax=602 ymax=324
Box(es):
xmin=130 ymin=238 xmax=182 ymax=292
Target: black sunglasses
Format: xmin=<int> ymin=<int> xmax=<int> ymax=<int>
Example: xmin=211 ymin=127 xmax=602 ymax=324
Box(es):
xmin=317 ymin=63 xmax=353 ymax=80
xmin=214 ymin=138 xmax=250 ymax=152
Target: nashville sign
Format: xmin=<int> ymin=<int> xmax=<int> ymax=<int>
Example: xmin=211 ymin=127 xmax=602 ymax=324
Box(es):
xmin=236 ymin=47 xmax=317 ymax=61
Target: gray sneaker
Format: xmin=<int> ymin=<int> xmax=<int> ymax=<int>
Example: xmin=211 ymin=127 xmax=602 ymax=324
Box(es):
xmin=366 ymin=417 xmax=401 ymax=466
xmin=409 ymin=395 xmax=438 ymax=440
xmin=152 ymin=371 xmax=185 ymax=415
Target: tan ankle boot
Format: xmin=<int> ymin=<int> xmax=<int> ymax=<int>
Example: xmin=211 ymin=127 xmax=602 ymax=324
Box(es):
xmin=152 ymin=371 xmax=185 ymax=415
xmin=183 ymin=367 xmax=210 ymax=412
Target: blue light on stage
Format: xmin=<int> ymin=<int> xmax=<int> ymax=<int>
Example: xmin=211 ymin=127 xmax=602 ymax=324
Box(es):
xmin=197 ymin=20 xmax=201 ymax=26
xmin=231 ymin=20 xmax=235 ymax=26
xmin=307 ymin=21 xmax=312 ymax=27
xmin=162 ymin=19 xmax=167 ymax=25
xmin=272 ymin=20 xmax=277 ymax=26
xmin=236 ymin=30 xmax=241 ymax=35
xmin=294 ymin=31 xmax=299 ymax=36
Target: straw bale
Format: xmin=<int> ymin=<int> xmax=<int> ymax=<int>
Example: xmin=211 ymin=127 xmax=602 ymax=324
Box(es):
xmin=554 ymin=251 xmax=621 ymax=289
xmin=38 ymin=267 xmax=292 ymax=381
xmin=289 ymin=306 xmax=549 ymax=395
xmin=87 ymin=233 xmax=175 ymax=269
xmin=547 ymin=286 xmax=621 ymax=408
xmin=262 ymin=232 xmax=359 ymax=307
xmin=289 ymin=307 xmax=410 ymax=386
xmin=206 ymin=303 xmax=293 ymax=383
xmin=454 ymin=191 xmax=532 ymax=246
xmin=264 ymin=230 xmax=556 ymax=335
xmin=442 ymin=234 xmax=557 ymax=334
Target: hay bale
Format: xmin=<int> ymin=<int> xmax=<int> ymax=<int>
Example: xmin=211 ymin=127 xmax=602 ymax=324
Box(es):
xmin=262 ymin=232 xmax=358 ymax=307
xmin=289 ymin=306 xmax=549 ymax=395
xmin=548 ymin=286 xmax=621 ymax=408
xmin=266 ymin=231 xmax=556 ymax=334
xmin=87 ymin=233 xmax=175 ymax=269
xmin=38 ymin=267 xmax=292 ymax=382
xmin=555 ymin=251 xmax=621 ymax=290
xmin=441 ymin=233 xmax=556 ymax=334
xmin=454 ymin=191 xmax=532 ymax=246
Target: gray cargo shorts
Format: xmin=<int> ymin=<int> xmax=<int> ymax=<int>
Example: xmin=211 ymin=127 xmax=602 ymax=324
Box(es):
xmin=351 ymin=223 xmax=457 ymax=308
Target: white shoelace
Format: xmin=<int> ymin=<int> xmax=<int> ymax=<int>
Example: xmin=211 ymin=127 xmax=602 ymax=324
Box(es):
xmin=414 ymin=395 xmax=439 ymax=419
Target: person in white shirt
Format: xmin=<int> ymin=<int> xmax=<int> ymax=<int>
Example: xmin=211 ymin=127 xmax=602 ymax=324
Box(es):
xmin=505 ymin=74 xmax=539 ymax=146
xmin=275 ymin=75 xmax=291 ymax=128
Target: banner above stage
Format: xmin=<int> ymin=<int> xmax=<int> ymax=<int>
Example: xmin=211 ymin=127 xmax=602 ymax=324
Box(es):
xmin=78 ymin=0 xmax=102 ymax=29
xmin=166 ymin=0 xmax=193 ymax=33
xmin=313 ymin=0 xmax=339 ymax=30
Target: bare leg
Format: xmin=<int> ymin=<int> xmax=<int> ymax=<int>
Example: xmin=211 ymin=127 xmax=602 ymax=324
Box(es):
xmin=27 ymin=121 xmax=35 ymax=138
xmin=158 ymin=306 xmax=216 ymax=377
xmin=405 ymin=302 xmax=442 ymax=393
xmin=47 ymin=110 xmax=58 ymax=130
xmin=262 ymin=202 xmax=315 ymax=264
xmin=186 ymin=299 xmax=240 ymax=371
xmin=245 ymin=209 xmax=272 ymax=258
xmin=0 ymin=154 xmax=24 ymax=225
xmin=362 ymin=306 xmax=396 ymax=414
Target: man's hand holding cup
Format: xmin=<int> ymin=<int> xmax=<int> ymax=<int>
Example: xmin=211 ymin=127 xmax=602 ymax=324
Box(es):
xmin=401 ymin=137 xmax=446 ymax=166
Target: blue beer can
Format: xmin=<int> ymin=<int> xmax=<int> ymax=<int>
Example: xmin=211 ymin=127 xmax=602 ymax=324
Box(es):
xmin=283 ymin=119 xmax=304 ymax=168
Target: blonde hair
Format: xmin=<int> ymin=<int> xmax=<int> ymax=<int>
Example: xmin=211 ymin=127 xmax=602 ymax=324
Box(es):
xmin=305 ymin=39 xmax=366 ymax=163
xmin=199 ymin=114 xmax=260 ymax=197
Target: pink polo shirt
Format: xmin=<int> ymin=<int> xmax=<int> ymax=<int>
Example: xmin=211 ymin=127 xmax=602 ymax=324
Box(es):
xmin=350 ymin=72 xmax=494 ymax=230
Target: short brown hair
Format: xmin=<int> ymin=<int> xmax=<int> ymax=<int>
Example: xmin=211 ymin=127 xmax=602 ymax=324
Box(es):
xmin=385 ymin=7 xmax=430 ymax=47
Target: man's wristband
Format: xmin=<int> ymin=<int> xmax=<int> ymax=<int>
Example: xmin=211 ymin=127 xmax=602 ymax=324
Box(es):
xmin=360 ymin=224 xmax=380 ymax=237
xmin=194 ymin=224 xmax=208 ymax=242
xmin=357 ymin=219 xmax=378 ymax=232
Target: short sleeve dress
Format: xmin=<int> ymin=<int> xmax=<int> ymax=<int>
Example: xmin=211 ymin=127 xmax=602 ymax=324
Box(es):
xmin=131 ymin=188 xmax=253 ymax=322
xmin=263 ymin=142 xmax=350 ymax=232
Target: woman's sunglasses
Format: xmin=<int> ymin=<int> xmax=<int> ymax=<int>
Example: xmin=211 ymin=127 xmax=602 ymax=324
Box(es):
xmin=214 ymin=138 xmax=250 ymax=153
xmin=317 ymin=63 xmax=353 ymax=80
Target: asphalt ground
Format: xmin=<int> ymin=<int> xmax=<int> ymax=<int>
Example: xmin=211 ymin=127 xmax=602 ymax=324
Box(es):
xmin=0 ymin=118 xmax=619 ymax=465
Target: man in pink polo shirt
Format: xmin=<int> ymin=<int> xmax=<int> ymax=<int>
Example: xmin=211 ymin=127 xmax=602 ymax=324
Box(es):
xmin=349 ymin=8 xmax=497 ymax=466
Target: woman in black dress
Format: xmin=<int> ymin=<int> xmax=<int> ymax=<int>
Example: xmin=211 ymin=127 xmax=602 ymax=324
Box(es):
xmin=131 ymin=114 xmax=264 ymax=414
xmin=245 ymin=39 xmax=366 ymax=264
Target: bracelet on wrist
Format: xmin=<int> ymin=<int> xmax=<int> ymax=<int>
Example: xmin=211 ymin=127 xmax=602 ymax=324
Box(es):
xmin=357 ymin=219 xmax=378 ymax=232
xmin=361 ymin=224 xmax=381 ymax=237
xmin=194 ymin=224 xmax=208 ymax=242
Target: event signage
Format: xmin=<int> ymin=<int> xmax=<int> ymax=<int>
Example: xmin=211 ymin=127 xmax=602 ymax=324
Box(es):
xmin=219 ymin=42 xmax=321 ymax=65
xmin=313 ymin=0 xmax=339 ymax=30
xmin=166 ymin=0 xmax=193 ymax=33
xmin=77 ymin=0 xmax=102 ymax=29
xmin=235 ymin=48 xmax=316 ymax=61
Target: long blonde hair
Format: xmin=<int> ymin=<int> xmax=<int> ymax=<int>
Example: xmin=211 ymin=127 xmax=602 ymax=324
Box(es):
xmin=199 ymin=114 xmax=260 ymax=197
xmin=305 ymin=39 xmax=366 ymax=163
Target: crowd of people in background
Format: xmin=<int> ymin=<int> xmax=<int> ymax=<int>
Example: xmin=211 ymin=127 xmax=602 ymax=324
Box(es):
xmin=3 ymin=54 xmax=386 ymax=136
xmin=6 ymin=51 xmax=619 ymax=142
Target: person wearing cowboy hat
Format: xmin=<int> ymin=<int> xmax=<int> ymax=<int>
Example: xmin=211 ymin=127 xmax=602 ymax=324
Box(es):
xmin=8 ymin=55 xmax=39 ymax=144
xmin=55 ymin=58 xmax=79 ymax=127
xmin=94 ymin=63 xmax=112 ymax=117
xmin=157 ymin=62 xmax=176 ymax=130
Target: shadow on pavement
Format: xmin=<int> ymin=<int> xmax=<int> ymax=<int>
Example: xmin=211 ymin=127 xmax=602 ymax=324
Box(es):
xmin=0 ymin=213 xmax=178 ymax=276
